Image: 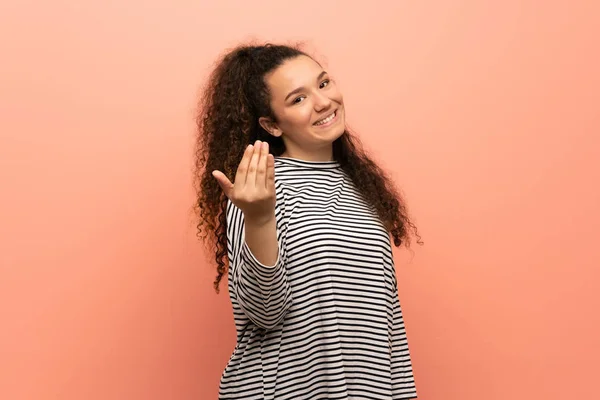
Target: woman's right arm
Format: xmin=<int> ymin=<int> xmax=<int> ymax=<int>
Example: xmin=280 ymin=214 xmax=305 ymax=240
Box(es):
xmin=213 ymin=140 xmax=292 ymax=330
xmin=244 ymin=211 xmax=279 ymax=267
xmin=226 ymin=201 xmax=292 ymax=330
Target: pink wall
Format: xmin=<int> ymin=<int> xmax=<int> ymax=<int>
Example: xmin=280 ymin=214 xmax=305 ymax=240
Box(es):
xmin=1 ymin=1 xmax=598 ymax=399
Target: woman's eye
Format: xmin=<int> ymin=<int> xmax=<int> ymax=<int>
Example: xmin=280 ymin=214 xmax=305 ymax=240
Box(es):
xmin=320 ymin=79 xmax=330 ymax=88
xmin=293 ymin=96 xmax=305 ymax=104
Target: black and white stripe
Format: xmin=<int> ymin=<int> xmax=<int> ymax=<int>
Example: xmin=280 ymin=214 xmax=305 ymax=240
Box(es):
xmin=219 ymin=157 xmax=417 ymax=400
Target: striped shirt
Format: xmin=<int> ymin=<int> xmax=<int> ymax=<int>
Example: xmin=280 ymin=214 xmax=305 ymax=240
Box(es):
xmin=219 ymin=157 xmax=417 ymax=400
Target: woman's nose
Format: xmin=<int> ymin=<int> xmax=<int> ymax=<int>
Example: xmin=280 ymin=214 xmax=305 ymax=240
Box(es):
xmin=314 ymin=92 xmax=332 ymax=111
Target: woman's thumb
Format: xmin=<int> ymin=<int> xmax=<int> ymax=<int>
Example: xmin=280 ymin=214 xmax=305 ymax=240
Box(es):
xmin=212 ymin=170 xmax=233 ymax=198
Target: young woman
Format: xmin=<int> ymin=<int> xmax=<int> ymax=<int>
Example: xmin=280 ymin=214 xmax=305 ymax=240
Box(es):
xmin=195 ymin=43 xmax=420 ymax=400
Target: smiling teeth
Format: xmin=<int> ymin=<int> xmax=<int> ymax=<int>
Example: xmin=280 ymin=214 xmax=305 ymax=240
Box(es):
xmin=315 ymin=111 xmax=336 ymax=126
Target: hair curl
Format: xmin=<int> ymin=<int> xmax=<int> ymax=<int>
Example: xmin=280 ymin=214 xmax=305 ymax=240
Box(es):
xmin=194 ymin=42 xmax=421 ymax=292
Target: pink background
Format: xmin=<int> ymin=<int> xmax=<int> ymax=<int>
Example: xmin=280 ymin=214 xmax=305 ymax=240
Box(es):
xmin=1 ymin=1 xmax=598 ymax=399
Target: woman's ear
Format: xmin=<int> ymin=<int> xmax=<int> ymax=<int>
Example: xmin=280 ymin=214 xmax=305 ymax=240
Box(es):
xmin=259 ymin=117 xmax=283 ymax=138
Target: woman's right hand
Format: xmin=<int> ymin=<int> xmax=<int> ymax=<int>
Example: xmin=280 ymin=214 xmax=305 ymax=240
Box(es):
xmin=212 ymin=140 xmax=276 ymax=225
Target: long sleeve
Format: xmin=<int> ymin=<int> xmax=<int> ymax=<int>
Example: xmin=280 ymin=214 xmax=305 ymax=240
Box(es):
xmin=225 ymin=199 xmax=293 ymax=330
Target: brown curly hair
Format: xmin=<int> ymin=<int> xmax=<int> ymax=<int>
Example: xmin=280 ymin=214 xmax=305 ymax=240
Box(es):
xmin=194 ymin=42 xmax=422 ymax=292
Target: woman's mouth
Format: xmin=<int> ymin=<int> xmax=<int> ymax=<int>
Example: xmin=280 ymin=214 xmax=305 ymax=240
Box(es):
xmin=313 ymin=110 xmax=338 ymax=127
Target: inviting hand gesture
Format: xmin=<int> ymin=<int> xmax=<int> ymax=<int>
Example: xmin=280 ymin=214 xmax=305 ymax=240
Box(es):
xmin=212 ymin=140 xmax=276 ymax=225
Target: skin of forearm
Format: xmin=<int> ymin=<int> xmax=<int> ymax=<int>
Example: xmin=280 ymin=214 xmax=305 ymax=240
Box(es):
xmin=244 ymin=214 xmax=279 ymax=267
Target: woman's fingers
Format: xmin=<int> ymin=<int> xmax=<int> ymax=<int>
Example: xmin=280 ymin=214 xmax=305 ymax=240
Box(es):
xmin=266 ymin=154 xmax=275 ymax=193
xmin=246 ymin=140 xmax=261 ymax=185
xmin=256 ymin=141 xmax=269 ymax=188
xmin=234 ymin=144 xmax=254 ymax=186
xmin=223 ymin=140 xmax=273 ymax=201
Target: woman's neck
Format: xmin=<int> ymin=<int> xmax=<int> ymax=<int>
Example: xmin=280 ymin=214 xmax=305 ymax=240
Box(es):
xmin=280 ymin=146 xmax=334 ymax=162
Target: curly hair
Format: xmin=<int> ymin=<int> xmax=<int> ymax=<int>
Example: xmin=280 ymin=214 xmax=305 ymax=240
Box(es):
xmin=194 ymin=42 xmax=421 ymax=292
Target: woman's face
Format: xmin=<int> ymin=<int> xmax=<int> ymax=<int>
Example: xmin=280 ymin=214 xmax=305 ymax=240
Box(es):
xmin=259 ymin=55 xmax=346 ymax=161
